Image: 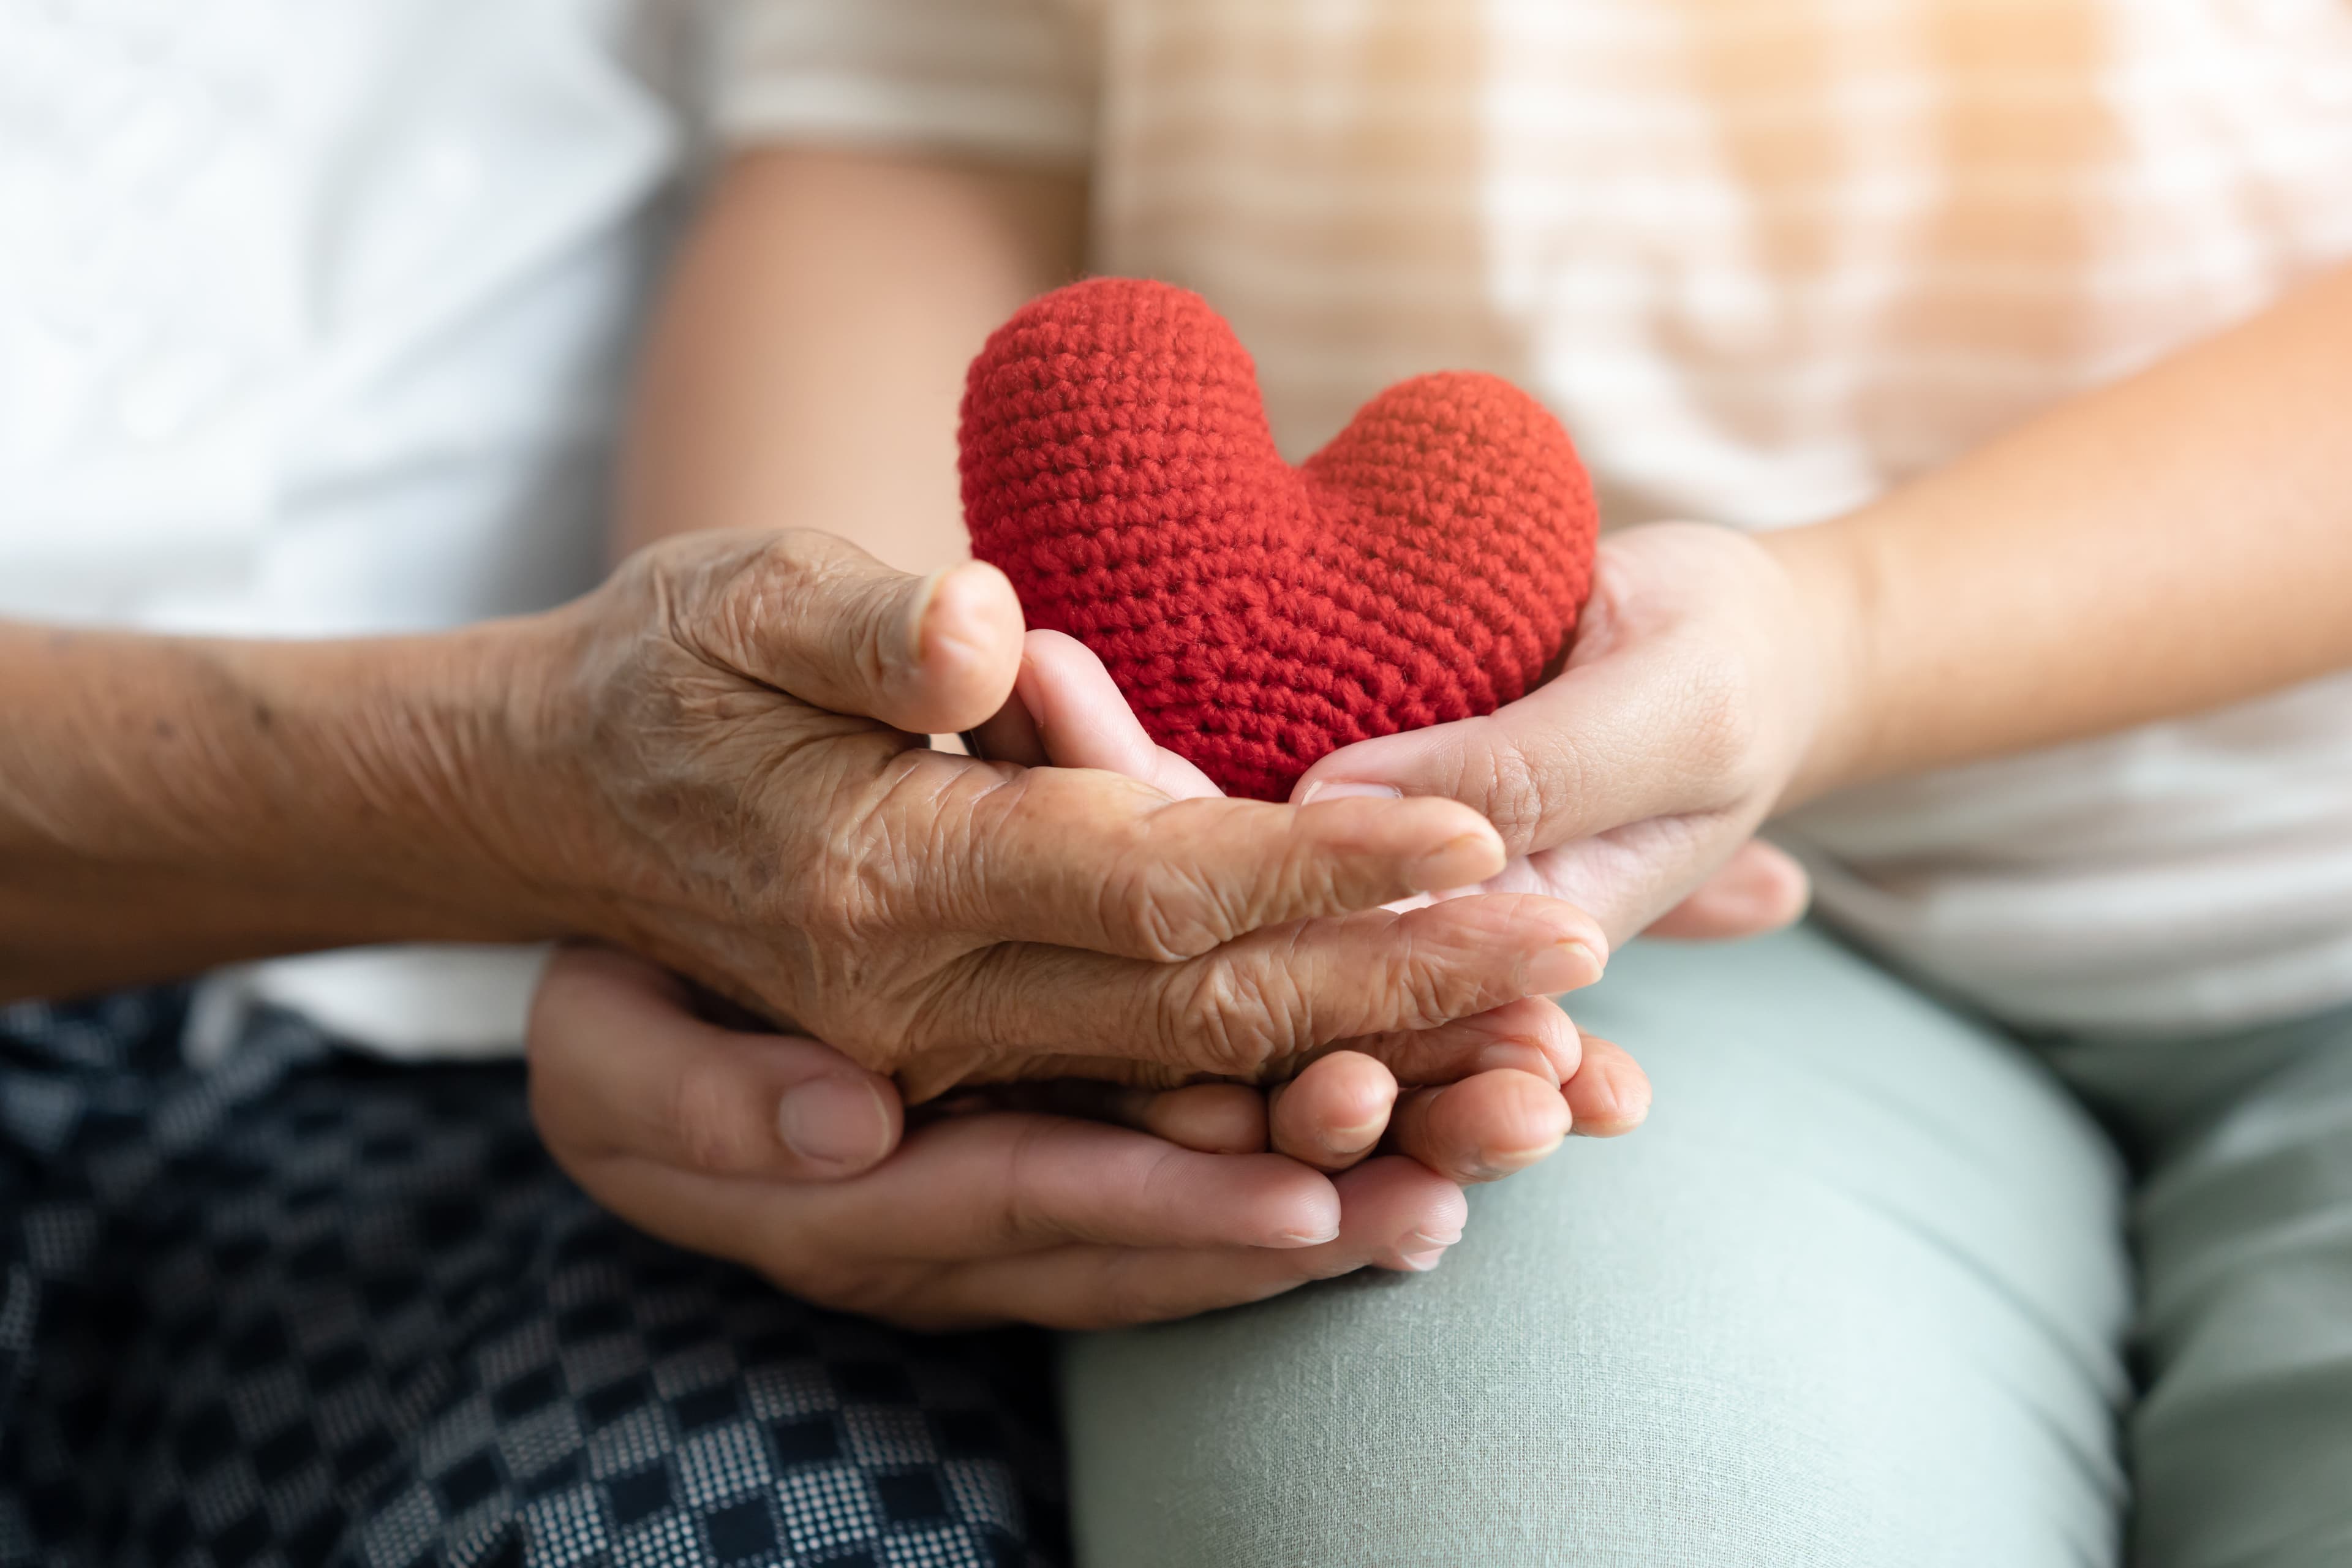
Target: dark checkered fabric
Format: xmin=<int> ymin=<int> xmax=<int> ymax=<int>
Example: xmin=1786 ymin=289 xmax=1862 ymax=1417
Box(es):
xmin=0 ymin=990 xmax=1066 ymax=1568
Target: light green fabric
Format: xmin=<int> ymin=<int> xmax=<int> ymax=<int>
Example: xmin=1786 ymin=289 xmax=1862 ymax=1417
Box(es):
xmin=1061 ymin=924 xmax=2352 ymax=1567
xmin=2049 ymin=1014 xmax=2352 ymax=1566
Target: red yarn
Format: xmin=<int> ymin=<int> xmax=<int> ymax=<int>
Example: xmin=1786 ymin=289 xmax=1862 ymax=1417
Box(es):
xmin=959 ymin=277 xmax=1598 ymax=802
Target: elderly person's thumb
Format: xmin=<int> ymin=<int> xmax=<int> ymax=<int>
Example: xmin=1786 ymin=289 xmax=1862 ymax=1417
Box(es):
xmin=686 ymin=531 xmax=1026 ymax=736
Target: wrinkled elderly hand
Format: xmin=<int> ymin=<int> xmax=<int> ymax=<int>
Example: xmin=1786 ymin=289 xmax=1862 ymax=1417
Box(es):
xmin=530 ymin=946 xmax=1475 ymax=1329
xmin=491 ymin=529 xmax=1607 ymax=1099
xmin=1287 ymin=523 xmax=1823 ymax=945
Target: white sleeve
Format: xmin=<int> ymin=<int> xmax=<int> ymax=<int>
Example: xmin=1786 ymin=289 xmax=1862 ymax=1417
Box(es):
xmin=715 ymin=0 xmax=1097 ymax=167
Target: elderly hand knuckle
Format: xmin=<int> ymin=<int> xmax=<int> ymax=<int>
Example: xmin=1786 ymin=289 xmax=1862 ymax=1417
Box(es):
xmin=1090 ymin=808 xmax=1229 ymax=960
xmin=829 ymin=761 xmax=962 ymax=937
xmin=1155 ymin=964 xmax=1265 ymax=1077
xmin=1381 ymin=937 xmax=1461 ymax=1030
xmin=1099 ymin=860 xmax=1196 ymax=961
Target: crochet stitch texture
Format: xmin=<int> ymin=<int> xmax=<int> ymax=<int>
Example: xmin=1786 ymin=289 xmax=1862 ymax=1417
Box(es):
xmin=961 ymin=277 xmax=1598 ymax=802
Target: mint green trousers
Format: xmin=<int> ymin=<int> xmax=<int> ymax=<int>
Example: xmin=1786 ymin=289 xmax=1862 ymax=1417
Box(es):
xmin=1063 ymin=925 xmax=2352 ymax=1566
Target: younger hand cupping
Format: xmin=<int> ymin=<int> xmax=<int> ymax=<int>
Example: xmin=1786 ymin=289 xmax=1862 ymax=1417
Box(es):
xmin=530 ymin=946 xmax=1473 ymax=1329
xmin=1291 ymin=522 xmax=1825 ymax=946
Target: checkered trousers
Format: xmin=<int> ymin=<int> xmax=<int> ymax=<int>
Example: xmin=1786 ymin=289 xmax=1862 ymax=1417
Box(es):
xmin=0 ymin=990 xmax=1066 ymax=1568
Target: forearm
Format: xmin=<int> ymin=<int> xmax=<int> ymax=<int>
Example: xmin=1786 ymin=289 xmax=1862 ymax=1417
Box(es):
xmin=0 ymin=622 xmax=545 ymax=998
xmin=620 ymin=146 xmax=1085 ymax=569
xmin=1772 ymin=262 xmax=2352 ymax=802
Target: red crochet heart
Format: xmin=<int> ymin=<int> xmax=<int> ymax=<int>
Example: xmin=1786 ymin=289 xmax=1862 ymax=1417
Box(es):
xmin=959 ymin=277 xmax=1598 ymax=802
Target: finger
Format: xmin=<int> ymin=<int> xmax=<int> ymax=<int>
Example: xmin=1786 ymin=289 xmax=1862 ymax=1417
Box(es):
xmin=1475 ymin=810 xmax=1771 ymax=947
xmin=1564 ymin=1031 xmax=1652 ymax=1137
xmin=1134 ymin=1084 xmax=1270 ymax=1154
xmin=1384 ymin=1068 xmax=1570 ymax=1184
xmin=1643 ymin=837 xmax=1811 ymax=939
xmin=802 ymin=1113 xmax=1343 ymax=1256
xmin=1016 ymin=630 xmax=1224 ymax=799
xmin=1289 ymin=560 xmax=1746 ymax=858
xmin=1327 ymin=994 xmax=1583 ymax=1088
xmin=963 ymin=676 xmax=1049 ymax=766
xmin=527 ymin=944 xmax=903 ymax=1180
xmin=1294 ymin=662 xmax=1721 ymax=856
xmin=1267 ymin=1051 xmax=1398 ymax=1172
xmin=687 ymin=529 xmax=1025 ymax=736
xmin=912 ymin=1078 xmax=1273 ymax=1156
xmin=956 ymin=892 xmax=1607 ymax=1080
xmin=899 ymin=914 xmax=1601 ymax=1099
xmin=944 ymin=764 xmax=1511 ymax=961
xmin=910 ymin=1155 xmax=1468 ymax=1330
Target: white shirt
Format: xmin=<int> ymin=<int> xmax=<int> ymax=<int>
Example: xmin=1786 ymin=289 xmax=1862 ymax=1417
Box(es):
xmin=2 ymin=0 xmax=699 ymax=1055
xmin=720 ymin=0 xmax=2352 ymax=1035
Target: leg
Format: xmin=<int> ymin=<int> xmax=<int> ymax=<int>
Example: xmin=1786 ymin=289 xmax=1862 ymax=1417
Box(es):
xmin=1061 ymin=927 xmax=2132 ymax=1568
xmin=0 ymin=992 xmax=1062 ymax=1568
xmin=2116 ymin=1006 xmax=2352 ymax=1567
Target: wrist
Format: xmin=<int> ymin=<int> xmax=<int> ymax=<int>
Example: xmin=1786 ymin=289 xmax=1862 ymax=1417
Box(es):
xmin=0 ymin=622 xmax=562 ymax=998
xmin=196 ymin=623 xmax=562 ymax=943
xmin=1757 ymin=517 xmax=1883 ymax=809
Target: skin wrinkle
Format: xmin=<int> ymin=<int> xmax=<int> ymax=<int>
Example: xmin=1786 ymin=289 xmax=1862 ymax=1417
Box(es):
xmin=1470 ymin=714 xmax=1576 ymax=845
xmin=843 ymin=560 xmax=920 ymax=710
xmin=1102 ymin=839 xmax=1218 ymax=964
xmin=913 ymin=939 xmax=1042 ymax=1088
xmin=1162 ymin=923 xmax=1311 ymax=1079
xmin=1121 ymin=802 xmax=1254 ymax=962
xmin=961 ymin=763 xmax=1140 ymax=956
xmin=1383 ymin=918 xmax=1461 ymax=1044
xmin=899 ymin=759 xmax=1008 ymax=946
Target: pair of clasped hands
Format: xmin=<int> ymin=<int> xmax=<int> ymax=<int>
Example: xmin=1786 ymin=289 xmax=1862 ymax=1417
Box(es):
xmin=527 ymin=526 xmax=1814 ymax=1331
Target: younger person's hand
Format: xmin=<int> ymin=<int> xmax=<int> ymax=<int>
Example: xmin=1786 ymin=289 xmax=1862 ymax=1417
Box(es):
xmin=529 ymin=946 xmax=1472 ymax=1329
xmin=969 ymin=630 xmax=1654 ymax=1158
xmin=1287 ymin=523 xmax=1828 ymax=946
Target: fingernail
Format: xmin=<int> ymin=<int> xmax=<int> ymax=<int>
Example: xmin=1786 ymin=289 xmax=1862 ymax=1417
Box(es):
xmin=1474 ymin=1042 xmax=1558 ymax=1084
xmin=777 ymin=1077 xmax=894 ymax=1170
xmin=1525 ymin=939 xmax=1604 ymax=995
xmin=1270 ymin=1221 xmax=1341 ymax=1248
xmin=1316 ymin=1110 xmax=1388 ymax=1155
xmin=1397 ymin=1246 xmax=1450 ymax=1272
xmin=904 ymin=568 xmax=949 ymax=666
xmin=1408 ymin=1226 xmax=1464 ymax=1250
xmin=912 ymin=562 xmax=1009 ymax=676
xmin=1477 ymin=1127 xmax=1566 ymax=1177
xmin=1298 ymin=779 xmax=1401 ymax=807
xmin=1407 ymin=832 xmax=1501 ymax=892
